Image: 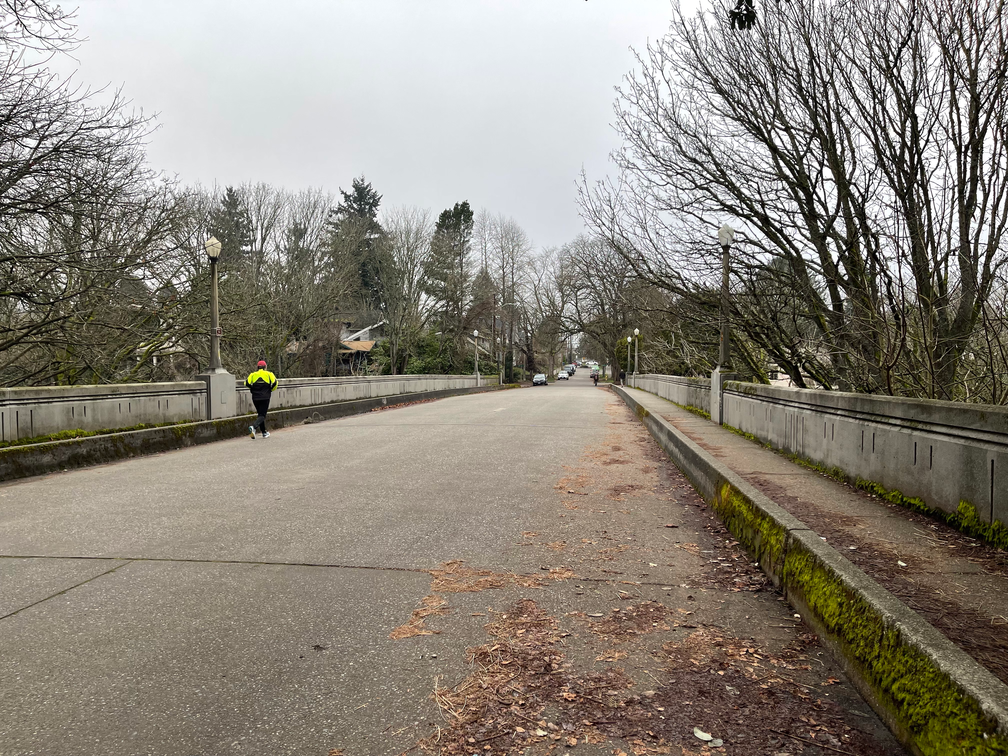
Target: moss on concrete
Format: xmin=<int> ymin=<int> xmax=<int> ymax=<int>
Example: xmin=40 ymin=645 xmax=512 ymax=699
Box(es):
xmin=0 ymin=421 xmax=182 ymax=449
xmin=720 ymin=422 xmax=1008 ymax=553
xmin=713 ymin=481 xmax=785 ymax=572
xmin=627 ymin=382 xmax=709 ymax=419
xmin=725 ymin=423 xmax=771 ymax=448
xmin=783 ymin=452 xmax=849 ymax=485
xmin=670 ymin=401 xmax=710 ymax=420
xmin=856 ymin=479 xmax=931 ymax=514
xmin=783 ymin=543 xmax=1008 ymax=755
xmin=854 ymin=480 xmax=1008 ymax=552
xmin=951 ymin=500 xmax=1008 ymax=551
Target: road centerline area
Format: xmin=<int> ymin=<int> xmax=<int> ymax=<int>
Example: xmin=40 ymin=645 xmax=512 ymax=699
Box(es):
xmin=0 ymin=378 xmax=907 ymax=755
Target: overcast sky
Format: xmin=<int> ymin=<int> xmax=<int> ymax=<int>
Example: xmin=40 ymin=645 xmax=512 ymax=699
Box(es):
xmin=67 ymin=1 xmax=675 ymax=249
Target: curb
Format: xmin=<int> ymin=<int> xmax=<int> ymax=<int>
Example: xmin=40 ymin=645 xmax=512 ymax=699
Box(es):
xmin=613 ymin=384 xmax=1008 ymax=756
xmin=1 ymin=384 xmax=512 ymax=483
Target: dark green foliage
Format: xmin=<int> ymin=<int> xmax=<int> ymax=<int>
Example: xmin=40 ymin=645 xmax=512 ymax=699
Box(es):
xmin=327 ymin=176 xmax=385 ymax=308
xmin=403 ymin=330 xmax=458 ymax=375
xmin=336 ymin=175 xmax=382 ymax=220
xmin=208 ymin=186 xmax=253 ymax=266
xmin=426 ymin=201 xmax=475 ymax=343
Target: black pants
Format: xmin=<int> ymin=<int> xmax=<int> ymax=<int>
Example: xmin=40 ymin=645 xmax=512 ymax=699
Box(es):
xmin=252 ymin=398 xmax=271 ymax=434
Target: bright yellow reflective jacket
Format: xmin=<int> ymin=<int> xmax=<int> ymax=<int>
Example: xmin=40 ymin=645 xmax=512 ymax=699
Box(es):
xmin=245 ymin=369 xmax=278 ymax=402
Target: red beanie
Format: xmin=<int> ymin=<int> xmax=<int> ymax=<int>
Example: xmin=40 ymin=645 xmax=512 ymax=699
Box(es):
xmin=257 ymin=360 xmax=267 ymax=367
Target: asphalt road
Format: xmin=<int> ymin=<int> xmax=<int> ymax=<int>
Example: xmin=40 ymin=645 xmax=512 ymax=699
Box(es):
xmin=0 ymin=372 xmax=905 ymax=756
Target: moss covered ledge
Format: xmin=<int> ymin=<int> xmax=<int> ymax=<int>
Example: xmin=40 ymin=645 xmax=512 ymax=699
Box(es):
xmin=783 ymin=532 xmax=1008 ymax=755
xmin=611 ymin=384 xmax=1008 ymax=756
xmin=712 ymin=480 xmax=789 ymax=583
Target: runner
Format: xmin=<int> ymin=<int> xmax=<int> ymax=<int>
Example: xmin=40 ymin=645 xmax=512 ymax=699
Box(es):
xmin=245 ymin=360 xmax=278 ymax=439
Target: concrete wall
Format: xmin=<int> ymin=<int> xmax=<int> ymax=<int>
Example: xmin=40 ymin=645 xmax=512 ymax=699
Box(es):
xmin=1 ymin=383 xmax=505 ymax=482
xmin=631 ymin=374 xmax=711 ymax=414
xmin=720 ymin=382 xmax=1008 ymax=527
xmin=234 ymin=374 xmax=484 ymax=415
xmin=613 ymin=385 xmax=1008 ymax=756
xmin=0 ymin=383 xmax=207 ymax=442
xmin=1 ymin=375 xmax=485 ymax=443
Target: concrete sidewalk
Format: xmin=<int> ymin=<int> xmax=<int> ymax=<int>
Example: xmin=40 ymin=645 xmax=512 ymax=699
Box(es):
xmin=624 ymin=386 xmax=1008 ymax=688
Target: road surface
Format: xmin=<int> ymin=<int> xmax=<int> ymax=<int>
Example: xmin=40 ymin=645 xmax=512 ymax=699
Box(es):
xmin=0 ymin=372 xmax=905 ymax=755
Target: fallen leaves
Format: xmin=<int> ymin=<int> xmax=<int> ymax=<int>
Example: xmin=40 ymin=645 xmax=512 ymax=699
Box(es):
xmin=390 ymin=561 xmax=578 ymax=641
xmin=388 ymin=594 xmax=448 ymax=639
xmin=596 ymin=648 xmax=629 ymax=662
xmin=428 ymin=560 xmax=549 ymax=593
xmin=584 ymin=601 xmax=673 ymax=642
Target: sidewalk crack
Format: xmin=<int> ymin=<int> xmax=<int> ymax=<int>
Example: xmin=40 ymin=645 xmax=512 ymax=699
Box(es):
xmin=0 ymin=560 xmax=133 ymax=622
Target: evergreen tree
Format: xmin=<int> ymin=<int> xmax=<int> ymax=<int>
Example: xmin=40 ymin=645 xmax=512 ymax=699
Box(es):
xmin=326 ymin=175 xmax=384 ymax=307
xmin=335 ymin=176 xmax=382 ymax=220
xmin=207 ymin=186 xmax=252 ymax=267
xmin=425 ymin=201 xmax=474 ymax=359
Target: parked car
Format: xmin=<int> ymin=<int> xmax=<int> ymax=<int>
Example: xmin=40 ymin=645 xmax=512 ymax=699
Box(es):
xmin=565 ymin=364 xmax=575 ymax=375
xmin=532 ymin=373 xmax=548 ymax=386
xmin=556 ymin=370 xmax=569 ymax=380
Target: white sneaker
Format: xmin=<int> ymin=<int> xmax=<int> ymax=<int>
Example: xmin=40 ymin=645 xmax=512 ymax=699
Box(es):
xmin=249 ymin=426 xmax=256 ymax=439
xmin=262 ymin=432 xmax=270 ymax=438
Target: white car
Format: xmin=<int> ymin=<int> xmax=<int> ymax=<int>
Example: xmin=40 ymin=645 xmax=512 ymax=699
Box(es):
xmin=532 ymin=373 xmax=548 ymax=386
xmin=556 ymin=370 xmax=569 ymax=380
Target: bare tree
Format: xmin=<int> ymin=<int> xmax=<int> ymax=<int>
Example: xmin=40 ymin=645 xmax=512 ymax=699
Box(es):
xmin=558 ymin=235 xmax=638 ymax=376
xmin=377 ymin=205 xmax=433 ymax=374
xmin=581 ymin=0 xmax=1008 ymax=400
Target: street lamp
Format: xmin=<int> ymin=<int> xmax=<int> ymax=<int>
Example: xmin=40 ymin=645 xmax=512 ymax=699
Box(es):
xmin=717 ymin=224 xmax=735 ymax=368
xmin=633 ymin=328 xmax=640 ymax=385
xmin=626 ymin=335 xmax=632 ymax=385
xmin=205 ymin=236 xmax=223 ymax=371
xmin=502 ymin=301 xmax=516 ymax=383
xmin=473 ymin=329 xmax=480 ymax=386
xmin=496 ymin=336 xmax=502 ymax=385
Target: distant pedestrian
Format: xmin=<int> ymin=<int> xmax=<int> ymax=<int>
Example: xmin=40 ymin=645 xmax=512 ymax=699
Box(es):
xmin=246 ymin=360 xmax=278 ymax=439
xmin=619 ymin=369 xmax=626 ymax=386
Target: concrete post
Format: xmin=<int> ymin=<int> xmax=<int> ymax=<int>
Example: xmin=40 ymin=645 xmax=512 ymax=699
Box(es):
xmin=200 ymin=248 xmax=235 ymax=420
xmin=200 ymin=369 xmax=236 ymax=420
xmin=710 ymin=367 xmax=736 ymax=426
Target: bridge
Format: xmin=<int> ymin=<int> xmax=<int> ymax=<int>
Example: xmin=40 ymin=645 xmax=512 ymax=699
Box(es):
xmin=1 ymin=372 xmax=1006 ymax=754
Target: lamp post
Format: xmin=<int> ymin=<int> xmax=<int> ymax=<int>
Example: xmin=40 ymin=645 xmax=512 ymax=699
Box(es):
xmin=473 ymin=329 xmax=480 ymax=386
xmin=633 ymin=327 xmax=640 ymax=386
xmin=626 ymin=335 xmax=632 ymax=385
xmin=205 ymin=236 xmax=223 ymax=371
xmin=502 ymin=301 xmax=516 ymax=383
xmin=198 ymin=236 xmax=235 ymax=421
xmin=717 ymin=224 xmax=735 ymax=368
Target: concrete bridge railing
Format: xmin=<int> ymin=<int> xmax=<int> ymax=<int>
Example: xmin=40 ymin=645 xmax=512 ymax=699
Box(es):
xmin=233 ymin=374 xmax=483 ymax=415
xmin=632 ymin=374 xmax=712 ymax=414
xmin=632 ymin=373 xmax=1008 ymax=533
xmin=0 ymin=374 xmax=485 ymax=443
